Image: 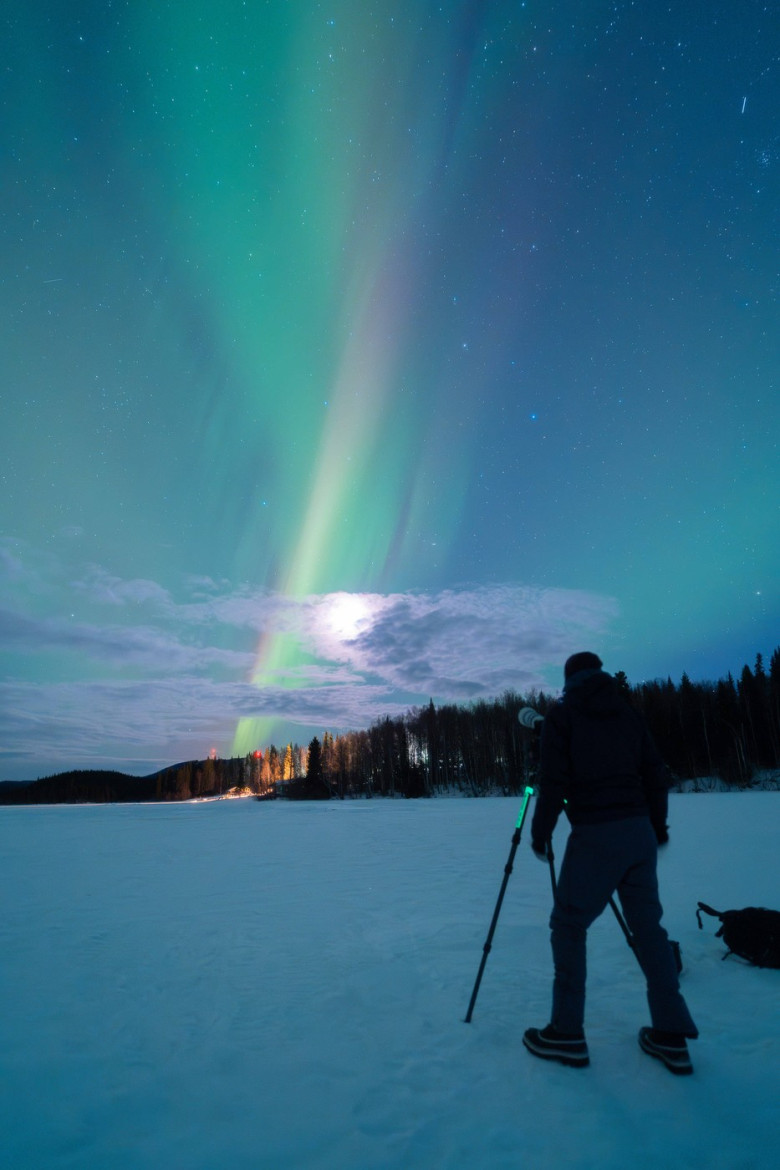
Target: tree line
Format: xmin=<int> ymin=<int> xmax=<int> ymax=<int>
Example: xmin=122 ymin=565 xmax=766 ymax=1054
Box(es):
xmin=2 ymin=649 xmax=778 ymax=805
xmin=281 ymin=648 xmax=779 ymax=799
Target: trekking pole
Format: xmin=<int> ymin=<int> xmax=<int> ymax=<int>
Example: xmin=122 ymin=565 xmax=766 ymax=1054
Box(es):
xmin=547 ymin=838 xmax=557 ymax=898
xmin=608 ymin=896 xmax=637 ymax=955
xmin=606 ymin=893 xmax=682 ymax=976
xmin=464 ymin=785 xmax=534 ymax=1023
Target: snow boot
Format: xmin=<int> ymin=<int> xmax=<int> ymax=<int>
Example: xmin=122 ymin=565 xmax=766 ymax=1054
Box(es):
xmin=523 ymin=1025 xmax=589 ymax=1068
xmin=638 ymin=1027 xmax=693 ymax=1075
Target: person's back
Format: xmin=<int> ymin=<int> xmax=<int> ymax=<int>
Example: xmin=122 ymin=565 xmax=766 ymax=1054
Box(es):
xmin=539 ymin=669 xmax=668 ymax=833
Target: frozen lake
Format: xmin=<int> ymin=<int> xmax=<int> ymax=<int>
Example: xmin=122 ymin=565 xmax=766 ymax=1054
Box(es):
xmin=1 ymin=793 xmax=777 ymax=1168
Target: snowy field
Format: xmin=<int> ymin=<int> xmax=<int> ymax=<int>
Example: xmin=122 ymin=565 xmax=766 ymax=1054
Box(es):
xmin=1 ymin=794 xmax=777 ymax=1170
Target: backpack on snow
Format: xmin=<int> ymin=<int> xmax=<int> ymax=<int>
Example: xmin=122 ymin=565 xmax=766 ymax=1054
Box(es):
xmin=696 ymin=902 xmax=780 ymax=969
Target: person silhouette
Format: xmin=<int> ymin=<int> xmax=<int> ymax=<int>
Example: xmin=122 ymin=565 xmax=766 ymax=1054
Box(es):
xmin=523 ymin=652 xmax=698 ymax=1074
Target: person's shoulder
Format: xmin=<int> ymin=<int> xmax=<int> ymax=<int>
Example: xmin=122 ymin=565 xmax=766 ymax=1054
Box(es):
xmin=544 ymin=698 xmax=569 ymax=728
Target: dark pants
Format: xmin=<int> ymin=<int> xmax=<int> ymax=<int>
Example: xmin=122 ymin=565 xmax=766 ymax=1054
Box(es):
xmin=550 ymin=817 xmax=698 ymax=1037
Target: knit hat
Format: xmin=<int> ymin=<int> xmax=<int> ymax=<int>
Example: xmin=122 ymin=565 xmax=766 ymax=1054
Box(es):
xmin=563 ymin=651 xmax=603 ymax=681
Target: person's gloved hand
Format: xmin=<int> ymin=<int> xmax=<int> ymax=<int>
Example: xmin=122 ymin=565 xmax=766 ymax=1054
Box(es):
xmin=531 ymin=838 xmax=549 ymax=862
xmin=655 ymin=824 xmax=669 ymax=847
xmin=518 ymin=707 xmax=544 ymax=730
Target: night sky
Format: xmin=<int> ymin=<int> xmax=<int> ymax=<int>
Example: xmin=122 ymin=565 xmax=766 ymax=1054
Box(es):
xmin=2 ymin=1 xmax=778 ymax=780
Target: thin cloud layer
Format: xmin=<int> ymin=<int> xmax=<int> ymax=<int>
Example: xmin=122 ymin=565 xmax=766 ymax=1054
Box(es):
xmin=326 ymin=586 xmax=617 ymax=697
xmin=0 ymin=542 xmax=618 ymax=779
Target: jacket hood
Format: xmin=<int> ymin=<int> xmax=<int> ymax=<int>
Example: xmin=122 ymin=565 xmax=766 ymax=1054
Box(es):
xmin=563 ymin=670 xmax=626 ymax=718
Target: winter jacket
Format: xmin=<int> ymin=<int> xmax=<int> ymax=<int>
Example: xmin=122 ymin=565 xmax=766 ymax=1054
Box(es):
xmin=531 ymin=670 xmax=669 ymax=850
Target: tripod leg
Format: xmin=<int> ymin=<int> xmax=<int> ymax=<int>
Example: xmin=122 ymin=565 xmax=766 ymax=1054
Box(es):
xmin=464 ymin=787 xmax=534 ymax=1023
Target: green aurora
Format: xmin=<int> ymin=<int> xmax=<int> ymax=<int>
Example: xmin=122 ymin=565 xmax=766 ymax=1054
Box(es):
xmin=2 ymin=1 xmax=777 ymax=776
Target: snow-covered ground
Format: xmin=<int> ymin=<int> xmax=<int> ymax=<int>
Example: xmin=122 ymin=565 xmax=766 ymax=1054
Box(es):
xmin=1 ymin=794 xmax=777 ymax=1170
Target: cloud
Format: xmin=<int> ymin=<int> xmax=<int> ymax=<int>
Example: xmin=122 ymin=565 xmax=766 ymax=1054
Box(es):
xmin=73 ymin=568 xmax=174 ymax=609
xmin=0 ymin=607 xmax=253 ymax=676
xmin=300 ymin=585 xmax=618 ymax=698
xmin=0 ymin=547 xmax=619 ymax=779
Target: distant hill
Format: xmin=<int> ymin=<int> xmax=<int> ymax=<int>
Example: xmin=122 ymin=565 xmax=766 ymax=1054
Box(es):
xmin=0 ymin=769 xmax=159 ymax=805
xmin=0 ymin=757 xmax=264 ymax=805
